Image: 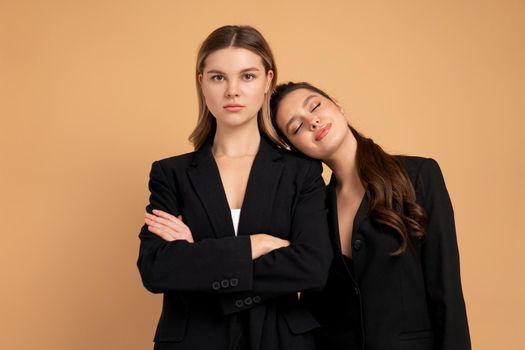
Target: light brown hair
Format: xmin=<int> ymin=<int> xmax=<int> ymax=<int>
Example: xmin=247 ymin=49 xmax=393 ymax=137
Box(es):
xmin=270 ymin=82 xmax=428 ymax=255
xmin=189 ymin=25 xmax=280 ymax=149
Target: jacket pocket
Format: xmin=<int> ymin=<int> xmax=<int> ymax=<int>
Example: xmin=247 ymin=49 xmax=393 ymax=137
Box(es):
xmin=282 ymin=305 xmax=321 ymax=335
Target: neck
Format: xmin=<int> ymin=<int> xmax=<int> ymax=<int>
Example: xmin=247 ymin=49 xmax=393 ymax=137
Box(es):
xmin=324 ymin=128 xmax=361 ymax=192
xmin=213 ymin=119 xmax=261 ymax=157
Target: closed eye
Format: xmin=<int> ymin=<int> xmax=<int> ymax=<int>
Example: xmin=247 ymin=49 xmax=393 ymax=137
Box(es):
xmin=311 ymin=103 xmax=321 ymax=112
xmin=293 ymin=123 xmax=303 ymax=134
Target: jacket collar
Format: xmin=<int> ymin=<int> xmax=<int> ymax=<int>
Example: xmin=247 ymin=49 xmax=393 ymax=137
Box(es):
xmin=326 ymin=173 xmax=369 ymax=253
xmin=187 ymin=135 xmax=284 ymax=239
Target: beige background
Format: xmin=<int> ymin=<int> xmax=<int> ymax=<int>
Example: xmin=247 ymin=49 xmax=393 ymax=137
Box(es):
xmin=1 ymin=0 xmax=524 ymax=349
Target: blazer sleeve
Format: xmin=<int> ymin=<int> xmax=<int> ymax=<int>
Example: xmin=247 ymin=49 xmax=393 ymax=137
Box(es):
xmin=137 ymin=160 xmax=254 ymax=294
xmin=417 ymin=158 xmax=471 ymax=349
xmin=218 ymin=160 xmax=333 ymax=314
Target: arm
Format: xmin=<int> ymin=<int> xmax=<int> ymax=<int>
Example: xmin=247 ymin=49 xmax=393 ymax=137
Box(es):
xmin=144 ymin=209 xmax=290 ymax=260
xmin=137 ymin=160 xmax=254 ymax=294
xmin=219 ymin=160 xmax=333 ymax=314
xmin=418 ymin=158 xmax=471 ymax=349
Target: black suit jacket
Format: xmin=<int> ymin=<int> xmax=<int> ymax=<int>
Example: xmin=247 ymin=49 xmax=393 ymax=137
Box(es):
xmin=137 ymin=136 xmax=333 ymax=350
xmin=304 ymin=156 xmax=471 ymax=350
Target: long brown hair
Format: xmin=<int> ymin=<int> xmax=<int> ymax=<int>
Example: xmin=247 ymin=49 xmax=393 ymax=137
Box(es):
xmin=270 ymin=82 xmax=427 ymax=255
xmin=189 ymin=25 xmax=280 ymax=149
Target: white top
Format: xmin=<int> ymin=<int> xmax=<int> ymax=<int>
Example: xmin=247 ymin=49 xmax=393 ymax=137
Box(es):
xmin=231 ymin=209 xmax=241 ymax=236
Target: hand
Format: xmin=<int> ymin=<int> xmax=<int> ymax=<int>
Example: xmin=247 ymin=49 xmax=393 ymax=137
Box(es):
xmin=144 ymin=209 xmax=194 ymax=243
xmin=250 ymin=234 xmax=290 ymax=260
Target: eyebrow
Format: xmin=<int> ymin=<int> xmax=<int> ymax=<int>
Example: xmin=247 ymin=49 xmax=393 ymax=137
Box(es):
xmin=205 ymin=67 xmax=261 ymax=75
xmin=303 ymin=94 xmax=317 ymax=108
xmin=284 ymin=94 xmax=318 ymax=133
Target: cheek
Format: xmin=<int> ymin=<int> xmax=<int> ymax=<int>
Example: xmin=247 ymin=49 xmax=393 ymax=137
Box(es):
xmin=295 ymin=136 xmax=329 ymax=159
xmin=291 ymin=137 xmax=314 ymax=154
xmin=244 ymin=87 xmax=266 ymax=112
xmin=244 ymin=80 xmax=266 ymax=97
xmin=202 ymin=84 xmax=222 ymax=100
xmin=331 ymin=109 xmax=347 ymax=127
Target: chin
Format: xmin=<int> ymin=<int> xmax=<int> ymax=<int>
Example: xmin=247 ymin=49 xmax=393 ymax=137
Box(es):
xmin=313 ymin=141 xmax=339 ymax=161
xmin=220 ymin=117 xmax=256 ymax=129
xmin=300 ymin=147 xmax=325 ymax=160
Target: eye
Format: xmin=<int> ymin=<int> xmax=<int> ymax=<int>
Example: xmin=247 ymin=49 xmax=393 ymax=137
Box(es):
xmin=293 ymin=123 xmax=303 ymax=134
xmin=311 ymin=102 xmax=321 ymax=112
xmin=211 ymin=75 xmax=225 ymax=81
xmin=243 ymin=73 xmax=256 ymax=81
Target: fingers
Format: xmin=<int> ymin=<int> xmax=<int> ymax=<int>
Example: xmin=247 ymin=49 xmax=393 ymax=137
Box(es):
xmin=144 ymin=210 xmax=192 ymax=242
xmin=145 ymin=211 xmax=186 ymax=232
xmin=145 ymin=221 xmax=190 ymax=242
xmin=249 ymin=234 xmax=266 ymax=260
xmin=153 ymin=209 xmax=185 ymax=224
xmin=249 ymin=234 xmax=291 ymax=260
xmin=146 ymin=221 xmax=175 ymax=241
xmin=268 ymin=235 xmax=290 ymax=249
xmin=149 ymin=210 xmax=191 ymax=235
xmin=274 ymin=240 xmax=289 ymax=250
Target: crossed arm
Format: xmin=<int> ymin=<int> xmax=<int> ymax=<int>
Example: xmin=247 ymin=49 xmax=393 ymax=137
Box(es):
xmin=144 ymin=209 xmax=290 ymax=259
xmin=137 ymin=159 xmax=331 ymax=315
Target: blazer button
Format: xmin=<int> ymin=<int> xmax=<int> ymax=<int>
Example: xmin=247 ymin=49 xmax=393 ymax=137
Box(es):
xmin=221 ymin=279 xmax=230 ymax=288
xmin=244 ymin=297 xmax=253 ymax=306
xmin=353 ymin=239 xmax=362 ymax=251
xmin=253 ymin=295 xmax=262 ymax=303
xmin=235 ymin=299 xmax=244 ymax=308
xmin=212 ymin=281 xmax=221 ymax=290
xmin=230 ymin=278 xmax=239 ymax=287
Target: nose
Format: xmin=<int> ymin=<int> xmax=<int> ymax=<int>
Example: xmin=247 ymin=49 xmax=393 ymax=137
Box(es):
xmin=308 ymin=116 xmax=321 ymax=131
xmin=225 ymin=80 xmax=240 ymax=98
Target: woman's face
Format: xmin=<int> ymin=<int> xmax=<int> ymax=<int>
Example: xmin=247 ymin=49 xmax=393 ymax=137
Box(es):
xmin=275 ymin=88 xmax=348 ymax=160
xmin=199 ymin=47 xmax=273 ymax=129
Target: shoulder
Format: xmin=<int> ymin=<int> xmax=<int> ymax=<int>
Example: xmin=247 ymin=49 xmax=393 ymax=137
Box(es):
xmin=153 ymin=151 xmax=196 ymax=170
xmin=395 ymin=155 xmax=448 ymax=200
xmin=396 ymin=155 xmax=443 ymax=179
xmin=278 ymin=148 xmax=323 ymax=174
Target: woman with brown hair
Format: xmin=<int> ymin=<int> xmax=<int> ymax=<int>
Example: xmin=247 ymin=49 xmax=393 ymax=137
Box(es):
xmin=137 ymin=28 xmax=332 ymax=350
xmin=270 ymin=81 xmax=471 ymax=350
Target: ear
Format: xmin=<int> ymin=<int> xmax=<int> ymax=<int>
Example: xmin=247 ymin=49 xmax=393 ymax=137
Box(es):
xmin=198 ymin=73 xmax=206 ymax=99
xmin=264 ymin=70 xmax=274 ymax=94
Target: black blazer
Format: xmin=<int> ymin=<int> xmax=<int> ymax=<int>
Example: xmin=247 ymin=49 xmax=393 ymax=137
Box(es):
xmin=304 ymin=156 xmax=470 ymax=350
xmin=137 ymin=136 xmax=333 ymax=350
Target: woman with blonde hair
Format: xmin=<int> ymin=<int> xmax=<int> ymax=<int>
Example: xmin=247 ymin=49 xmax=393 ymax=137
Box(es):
xmin=137 ymin=27 xmax=332 ymax=350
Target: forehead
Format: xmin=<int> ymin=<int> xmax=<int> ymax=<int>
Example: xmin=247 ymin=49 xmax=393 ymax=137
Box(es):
xmin=203 ymin=47 xmax=264 ymax=71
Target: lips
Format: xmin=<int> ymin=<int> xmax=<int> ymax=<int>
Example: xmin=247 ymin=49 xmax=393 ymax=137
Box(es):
xmin=223 ymin=104 xmax=245 ymax=112
xmin=315 ymin=123 xmax=332 ymax=141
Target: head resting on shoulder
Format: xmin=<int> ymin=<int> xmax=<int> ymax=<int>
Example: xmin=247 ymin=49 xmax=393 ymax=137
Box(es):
xmin=270 ymin=81 xmax=428 ymax=255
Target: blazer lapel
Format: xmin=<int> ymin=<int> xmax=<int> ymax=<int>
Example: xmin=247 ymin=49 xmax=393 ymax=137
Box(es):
xmin=236 ymin=137 xmax=283 ymax=237
xmin=187 ymin=138 xmax=236 ymax=239
xmin=327 ymin=173 xmax=370 ymax=242
xmin=326 ymin=175 xmax=343 ymax=253
xmin=352 ymin=191 xmax=369 ymax=237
